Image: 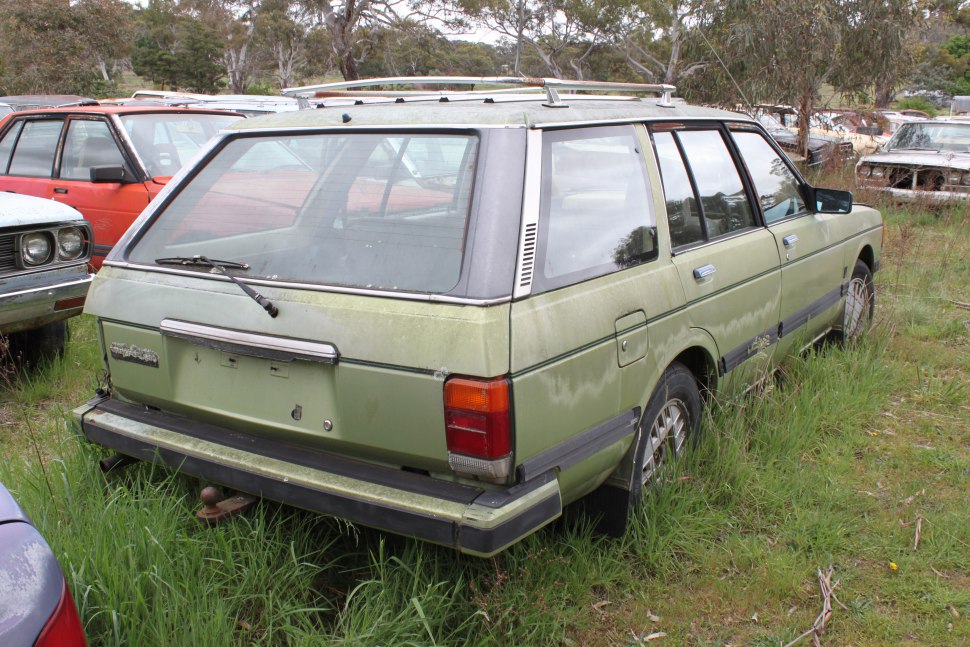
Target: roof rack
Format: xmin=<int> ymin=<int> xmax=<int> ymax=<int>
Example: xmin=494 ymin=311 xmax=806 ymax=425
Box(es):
xmin=281 ymin=76 xmax=676 ymax=108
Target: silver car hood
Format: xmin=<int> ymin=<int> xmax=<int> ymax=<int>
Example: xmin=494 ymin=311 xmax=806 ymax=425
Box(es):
xmin=859 ymin=149 xmax=970 ymax=171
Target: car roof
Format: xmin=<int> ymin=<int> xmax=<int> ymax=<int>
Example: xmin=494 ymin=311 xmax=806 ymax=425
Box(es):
xmin=228 ymin=95 xmax=750 ymax=131
xmin=8 ymin=105 xmax=243 ymax=117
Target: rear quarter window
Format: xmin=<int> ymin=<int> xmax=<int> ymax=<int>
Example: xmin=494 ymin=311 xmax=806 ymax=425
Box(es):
xmin=534 ymin=125 xmax=657 ymax=292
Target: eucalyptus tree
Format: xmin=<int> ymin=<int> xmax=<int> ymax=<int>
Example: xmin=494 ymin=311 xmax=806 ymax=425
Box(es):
xmin=255 ymin=0 xmax=309 ymax=87
xmin=693 ymin=0 xmax=918 ymax=156
xmin=0 ymin=0 xmax=133 ymax=95
xmin=618 ymin=0 xmax=706 ymax=85
xmin=419 ymin=0 xmax=620 ymax=78
xmin=297 ymin=0 xmax=414 ymax=80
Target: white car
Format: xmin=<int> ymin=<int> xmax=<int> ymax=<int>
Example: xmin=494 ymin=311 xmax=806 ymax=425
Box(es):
xmin=856 ymin=120 xmax=970 ymax=203
xmin=0 ymin=194 xmax=93 ymax=364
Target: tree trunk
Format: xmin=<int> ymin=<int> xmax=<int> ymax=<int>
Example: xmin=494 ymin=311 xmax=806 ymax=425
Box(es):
xmin=798 ymin=93 xmax=812 ymax=163
xmin=513 ymin=0 xmax=525 ymax=76
xmin=874 ymin=81 xmax=895 ymax=108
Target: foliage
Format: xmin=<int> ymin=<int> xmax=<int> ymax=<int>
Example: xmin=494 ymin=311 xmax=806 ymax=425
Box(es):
xmin=0 ymin=0 xmax=133 ymax=96
xmin=132 ymin=0 xmax=227 ymax=93
xmin=2 ymin=197 xmax=967 ymax=644
xmin=893 ymin=96 xmax=938 ymax=117
xmin=685 ymin=0 xmax=917 ymax=154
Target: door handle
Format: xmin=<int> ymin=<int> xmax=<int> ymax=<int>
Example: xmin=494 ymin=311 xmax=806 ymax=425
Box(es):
xmin=692 ymin=264 xmax=716 ymax=280
xmin=53 ymin=187 xmax=68 ymax=194
xmin=783 ymin=234 xmax=799 ymax=248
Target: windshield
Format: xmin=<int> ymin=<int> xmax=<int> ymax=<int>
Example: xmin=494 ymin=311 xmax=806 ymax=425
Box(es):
xmin=887 ymin=122 xmax=970 ymax=152
xmin=127 ymin=132 xmax=479 ymax=294
xmin=119 ymin=113 xmax=242 ymax=177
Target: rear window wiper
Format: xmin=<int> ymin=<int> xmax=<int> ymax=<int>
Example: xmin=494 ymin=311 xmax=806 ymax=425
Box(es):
xmin=155 ymin=255 xmax=279 ymax=318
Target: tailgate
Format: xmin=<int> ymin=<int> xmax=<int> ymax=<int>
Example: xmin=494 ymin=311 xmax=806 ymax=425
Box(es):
xmin=90 ymin=267 xmax=510 ymax=472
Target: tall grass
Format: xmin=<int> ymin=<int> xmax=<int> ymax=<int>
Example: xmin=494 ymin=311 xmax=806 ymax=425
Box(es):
xmin=1 ymin=186 xmax=967 ymax=645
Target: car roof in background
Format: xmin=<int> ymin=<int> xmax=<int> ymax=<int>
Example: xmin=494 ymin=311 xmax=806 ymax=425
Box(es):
xmin=5 ymin=105 xmax=244 ymax=118
xmin=0 ymin=94 xmax=97 ymax=109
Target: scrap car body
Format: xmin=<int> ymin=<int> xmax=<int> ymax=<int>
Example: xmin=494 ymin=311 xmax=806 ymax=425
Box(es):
xmin=856 ymin=120 xmax=970 ymax=203
xmin=0 ymin=193 xmax=92 ymax=362
xmin=73 ymin=77 xmax=883 ymax=556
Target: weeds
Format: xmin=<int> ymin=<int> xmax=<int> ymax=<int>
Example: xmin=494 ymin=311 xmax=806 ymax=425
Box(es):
xmin=1 ymin=188 xmax=967 ymax=645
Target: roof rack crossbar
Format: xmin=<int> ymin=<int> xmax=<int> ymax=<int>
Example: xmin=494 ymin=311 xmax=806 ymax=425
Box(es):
xmin=282 ymin=76 xmax=676 ymax=106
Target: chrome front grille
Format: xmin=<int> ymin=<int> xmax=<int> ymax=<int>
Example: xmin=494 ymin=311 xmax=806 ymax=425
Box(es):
xmin=0 ymin=234 xmax=16 ymax=273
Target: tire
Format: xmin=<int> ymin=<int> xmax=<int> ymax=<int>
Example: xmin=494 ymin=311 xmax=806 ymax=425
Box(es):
xmin=587 ymin=362 xmax=702 ymax=536
xmin=631 ymin=362 xmax=702 ymax=496
xmin=5 ymin=320 xmax=68 ymax=368
xmin=840 ymin=260 xmax=874 ymax=342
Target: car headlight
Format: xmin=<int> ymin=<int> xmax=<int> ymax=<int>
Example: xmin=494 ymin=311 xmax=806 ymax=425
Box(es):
xmin=871 ymin=166 xmax=885 ymax=178
xmin=961 ymin=172 xmax=970 ymax=186
xmin=857 ymin=164 xmax=871 ymax=177
xmin=57 ymin=227 xmax=86 ymax=260
xmin=947 ymin=171 xmax=962 ymax=185
xmin=21 ymin=232 xmax=54 ymax=266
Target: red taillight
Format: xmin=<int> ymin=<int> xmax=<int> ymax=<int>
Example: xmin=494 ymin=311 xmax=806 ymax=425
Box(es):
xmin=34 ymin=579 xmax=87 ymax=647
xmin=444 ymin=376 xmax=511 ymax=459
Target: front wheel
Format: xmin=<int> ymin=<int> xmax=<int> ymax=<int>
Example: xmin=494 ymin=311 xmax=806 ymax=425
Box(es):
xmin=841 ymin=260 xmax=875 ymax=342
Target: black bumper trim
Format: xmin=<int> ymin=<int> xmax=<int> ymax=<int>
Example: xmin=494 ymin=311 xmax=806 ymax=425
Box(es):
xmin=79 ymin=398 xmax=563 ymax=555
xmin=459 ymin=486 xmax=562 ymax=555
xmin=82 ymin=420 xmax=458 ymax=546
xmin=94 ymin=398 xmax=481 ymax=505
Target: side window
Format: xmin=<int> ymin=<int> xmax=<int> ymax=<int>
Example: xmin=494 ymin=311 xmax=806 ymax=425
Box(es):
xmin=536 ymin=125 xmax=657 ymax=292
xmin=675 ymin=130 xmax=755 ymax=238
xmin=731 ymin=131 xmax=806 ymax=223
xmin=8 ymin=120 xmax=63 ymax=178
xmin=60 ymin=120 xmax=127 ymax=181
xmin=652 ymin=131 xmax=704 ymax=248
xmin=0 ymin=120 xmax=24 ymax=174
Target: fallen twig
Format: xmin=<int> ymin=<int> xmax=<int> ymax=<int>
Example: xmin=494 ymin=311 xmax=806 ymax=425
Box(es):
xmin=947 ymin=299 xmax=970 ymax=311
xmin=914 ymin=516 xmax=923 ymax=550
xmin=782 ymin=566 xmax=843 ymax=647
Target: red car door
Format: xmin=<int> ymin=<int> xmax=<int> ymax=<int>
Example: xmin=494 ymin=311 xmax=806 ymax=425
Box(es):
xmin=49 ymin=117 xmax=151 ymax=268
xmin=0 ymin=117 xmax=63 ymax=202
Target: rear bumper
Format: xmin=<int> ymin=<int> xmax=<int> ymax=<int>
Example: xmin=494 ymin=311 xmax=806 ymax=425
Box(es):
xmin=73 ymin=397 xmax=562 ymax=557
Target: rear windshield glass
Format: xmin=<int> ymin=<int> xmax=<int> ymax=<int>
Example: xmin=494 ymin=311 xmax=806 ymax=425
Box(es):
xmin=127 ymin=132 xmax=479 ymax=293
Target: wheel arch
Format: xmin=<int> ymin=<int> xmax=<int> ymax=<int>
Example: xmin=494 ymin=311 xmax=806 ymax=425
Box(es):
xmin=857 ymin=244 xmax=875 ymax=273
xmin=670 ymin=345 xmax=717 ymax=401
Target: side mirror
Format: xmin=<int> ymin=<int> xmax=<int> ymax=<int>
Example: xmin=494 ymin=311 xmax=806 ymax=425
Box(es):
xmin=806 ymin=186 xmax=853 ymax=214
xmin=90 ymin=165 xmax=127 ymax=183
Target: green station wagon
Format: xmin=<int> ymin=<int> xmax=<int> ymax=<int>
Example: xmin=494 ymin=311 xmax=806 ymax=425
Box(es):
xmin=74 ymin=78 xmax=883 ymax=556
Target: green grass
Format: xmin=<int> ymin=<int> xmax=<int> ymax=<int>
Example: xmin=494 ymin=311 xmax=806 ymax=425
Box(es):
xmin=1 ymin=194 xmax=967 ymax=645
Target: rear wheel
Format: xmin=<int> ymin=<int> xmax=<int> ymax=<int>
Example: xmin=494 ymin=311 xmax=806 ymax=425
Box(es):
xmin=841 ymin=260 xmax=874 ymax=342
xmin=587 ymin=362 xmax=702 ymax=536
xmin=632 ymin=363 xmax=702 ymax=492
xmin=5 ymin=320 xmax=68 ymax=367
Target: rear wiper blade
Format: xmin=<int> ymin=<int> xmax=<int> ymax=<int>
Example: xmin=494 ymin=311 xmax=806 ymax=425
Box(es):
xmin=155 ymin=255 xmax=278 ymax=318
xmin=156 ymin=255 xmax=249 ymax=270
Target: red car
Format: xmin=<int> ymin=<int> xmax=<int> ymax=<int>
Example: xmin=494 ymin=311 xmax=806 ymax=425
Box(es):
xmin=0 ymin=106 xmax=242 ymax=268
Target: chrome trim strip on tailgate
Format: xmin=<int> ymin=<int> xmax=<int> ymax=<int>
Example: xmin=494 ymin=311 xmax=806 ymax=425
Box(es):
xmin=160 ymin=318 xmax=339 ymax=364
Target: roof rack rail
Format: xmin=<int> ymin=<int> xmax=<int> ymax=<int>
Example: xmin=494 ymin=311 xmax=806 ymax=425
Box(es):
xmin=281 ymin=76 xmax=676 ymax=107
